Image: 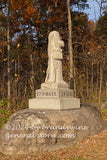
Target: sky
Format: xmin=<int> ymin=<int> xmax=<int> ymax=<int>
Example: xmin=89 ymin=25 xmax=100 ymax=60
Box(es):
xmin=86 ymin=0 xmax=101 ymax=21
xmin=72 ymin=0 xmax=102 ymax=21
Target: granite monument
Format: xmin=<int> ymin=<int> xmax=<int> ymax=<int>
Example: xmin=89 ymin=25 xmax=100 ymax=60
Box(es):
xmin=29 ymin=31 xmax=80 ymax=110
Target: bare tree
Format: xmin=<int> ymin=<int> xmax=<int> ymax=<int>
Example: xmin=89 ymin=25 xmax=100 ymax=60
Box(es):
xmin=67 ymin=0 xmax=74 ymax=89
xmin=94 ymin=0 xmax=106 ymax=17
xmin=7 ymin=0 xmax=11 ymax=103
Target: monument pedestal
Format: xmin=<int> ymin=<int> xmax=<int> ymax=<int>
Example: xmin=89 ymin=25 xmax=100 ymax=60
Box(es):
xmin=29 ymin=88 xmax=80 ymax=110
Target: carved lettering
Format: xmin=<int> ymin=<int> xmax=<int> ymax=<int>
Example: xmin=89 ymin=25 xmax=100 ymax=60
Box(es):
xmin=60 ymin=91 xmax=73 ymax=97
xmin=37 ymin=91 xmax=73 ymax=97
xmin=37 ymin=92 xmax=57 ymax=97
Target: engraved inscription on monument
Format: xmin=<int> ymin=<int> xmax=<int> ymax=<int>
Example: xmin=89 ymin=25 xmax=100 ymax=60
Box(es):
xmin=60 ymin=90 xmax=73 ymax=97
xmin=36 ymin=91 xmax=57 ymax=97
xmin=36 ymin=89 xmax=73 ymax=98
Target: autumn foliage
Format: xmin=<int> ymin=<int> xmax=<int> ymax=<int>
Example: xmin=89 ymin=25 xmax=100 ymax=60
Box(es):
xmin=0 ymin=0 xmax=106 ymax=127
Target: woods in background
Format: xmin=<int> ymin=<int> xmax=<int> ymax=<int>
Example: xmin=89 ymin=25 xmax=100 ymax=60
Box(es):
xmin=0 ymin=0 xmax=106 ymax=115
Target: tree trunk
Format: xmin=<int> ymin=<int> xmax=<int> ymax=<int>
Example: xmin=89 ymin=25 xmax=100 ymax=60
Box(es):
xmin=99 ymin=64 xmax=103 ymax=110
xmin=91 ymin=60 xmax=93 ymax=97
xmin=97 ymin=63 xmax=99 ymax=98
xmin=67 ymin=0 xmax=73 ymax=89
xmin=7 ymin=0 xmax=11 ymax=105
xmin=24 ymin=71 xmax=27 ymax=97
xmin=18 ymin=54 xmax=20 ymax=98
xmin=30 ymin=53 xmax=35 ymax=98
xmin=15 ymin=59 xmax=17 ymax=105
xmin=106 ymin=80 xmax=107 ymax=103
xmin=95 ymin=0 xmax=103 ymax=17
xmin=86 ymin=65 xmax=89 ymax=98
xmin=74 ymin=65 xmax=76 ymax=97
xmin=48 ymin=5 xmax=53 ymax=32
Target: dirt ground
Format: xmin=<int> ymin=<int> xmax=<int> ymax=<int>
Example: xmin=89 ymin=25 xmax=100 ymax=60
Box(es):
xmin=0 ymin=120 xmax=107 ymax=160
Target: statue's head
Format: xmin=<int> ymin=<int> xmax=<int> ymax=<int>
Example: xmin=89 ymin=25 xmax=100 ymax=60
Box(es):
xmin=48 ymin=31 xmax=64 ymax=48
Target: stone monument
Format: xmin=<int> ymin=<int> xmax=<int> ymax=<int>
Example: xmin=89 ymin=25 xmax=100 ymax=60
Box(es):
xmin=0 ymin=31 xmax=107 ymax=156
xmin=29 ymin=31 xmax=80 ymax=110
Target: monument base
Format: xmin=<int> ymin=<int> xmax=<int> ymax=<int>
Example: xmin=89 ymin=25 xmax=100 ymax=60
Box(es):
xmin=29 ymin=88 xmax=80 ymax=110
xmin=29 ymin=98 xmax=80 ymax=110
